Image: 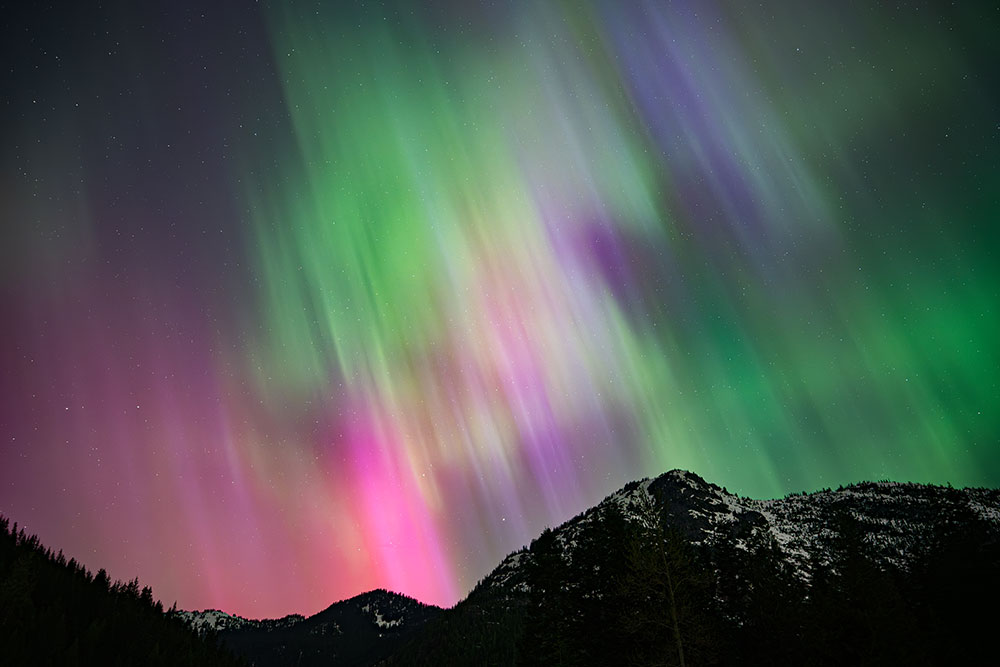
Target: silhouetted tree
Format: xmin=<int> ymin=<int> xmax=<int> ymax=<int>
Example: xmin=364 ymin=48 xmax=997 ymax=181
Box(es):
xmin=612 ymin=487 xmax=716 ymax=667
xmin=0 ymin=514 xmax=244 ymax=666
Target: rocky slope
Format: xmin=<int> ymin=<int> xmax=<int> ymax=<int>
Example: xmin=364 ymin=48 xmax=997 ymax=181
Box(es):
xmin=481 ymin=469 xmax=1000 ymax=595
xmin=392 ymin=470 xmax=999 ymax=665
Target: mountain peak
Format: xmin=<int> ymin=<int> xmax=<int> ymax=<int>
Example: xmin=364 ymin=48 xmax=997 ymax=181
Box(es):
xmin=477 ymin=469 xmax=1000 ymax=600
xmin=660 ymin=468 xmax=710 ymax=484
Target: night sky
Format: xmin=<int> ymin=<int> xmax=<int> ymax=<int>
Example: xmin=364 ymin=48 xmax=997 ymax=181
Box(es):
xmin=2 ymin=0 xmax=998 ymax=618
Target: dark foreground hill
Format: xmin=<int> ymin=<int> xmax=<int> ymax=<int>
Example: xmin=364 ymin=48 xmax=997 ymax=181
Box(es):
xmin=180 ymin=470 xmax=999 ymax=666
xmin=0 ymin=516 xmax=242 ymax=666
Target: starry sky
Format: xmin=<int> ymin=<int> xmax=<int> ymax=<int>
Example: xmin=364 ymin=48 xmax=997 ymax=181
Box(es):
xmin=1 ymin=0 xmax=998 ymax=617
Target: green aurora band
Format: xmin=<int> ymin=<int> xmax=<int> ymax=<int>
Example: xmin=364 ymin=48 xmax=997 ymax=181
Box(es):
xmin=1 ymin=0 xmax=996 ymax=613
xmin=231 ymin=0 xmax=999 ymax=601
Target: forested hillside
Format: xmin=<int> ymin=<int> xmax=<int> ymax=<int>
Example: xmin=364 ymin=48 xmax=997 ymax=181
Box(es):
xmin=387 ymin=473 xmax=999 ymax=666
xmin=0 ymin=516 xmax=242 ymax=666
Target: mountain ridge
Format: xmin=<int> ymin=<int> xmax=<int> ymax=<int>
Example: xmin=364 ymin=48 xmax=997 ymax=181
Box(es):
xmin=180 ymin=468 xmax=1000 ymax=625
xmin=177 ymin=469 xmax=999 ymax=665
xmin=385 ymin=468 xmax=998 ymax=665
xmin=474 ymin=468 xmax=1000 ymax=596
xmin=178 ymin=588 xmax=443 ymax=667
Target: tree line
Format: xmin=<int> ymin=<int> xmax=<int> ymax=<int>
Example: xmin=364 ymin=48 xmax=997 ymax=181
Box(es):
xmin=0 ymin=515 xmax=243 ymax=666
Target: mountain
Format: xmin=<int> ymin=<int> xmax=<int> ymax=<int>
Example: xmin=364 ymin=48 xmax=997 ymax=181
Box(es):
xmin=480 ymin=469 xmax=1000 ymax=595
xmin=8 ymin=468 xmax=993 ymax=666
xmin=0 ymin=516 xmax=242 ymax=667
xmin=179 ymin=589 xmax=442 ymax=667
xmin=388 ymin=470 xmax=999 ymax=666
xmin=179 ymin=470 xmax=999 ymax=666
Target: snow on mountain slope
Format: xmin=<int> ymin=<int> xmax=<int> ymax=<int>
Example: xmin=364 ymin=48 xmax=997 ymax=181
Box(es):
xmin=175 ymin=589 xmax=443 ymax=667
xmin=174 ymin=590 xmax=437 ymax=634
xmin=174 ymin=608 xmax=305 ymax=635
xmin=480 ymin=469 xmax=1000 ymax=594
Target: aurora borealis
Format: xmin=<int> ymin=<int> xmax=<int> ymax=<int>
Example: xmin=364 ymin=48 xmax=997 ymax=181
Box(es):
xmin=1 ymin=0 xmax=998 ymax=617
